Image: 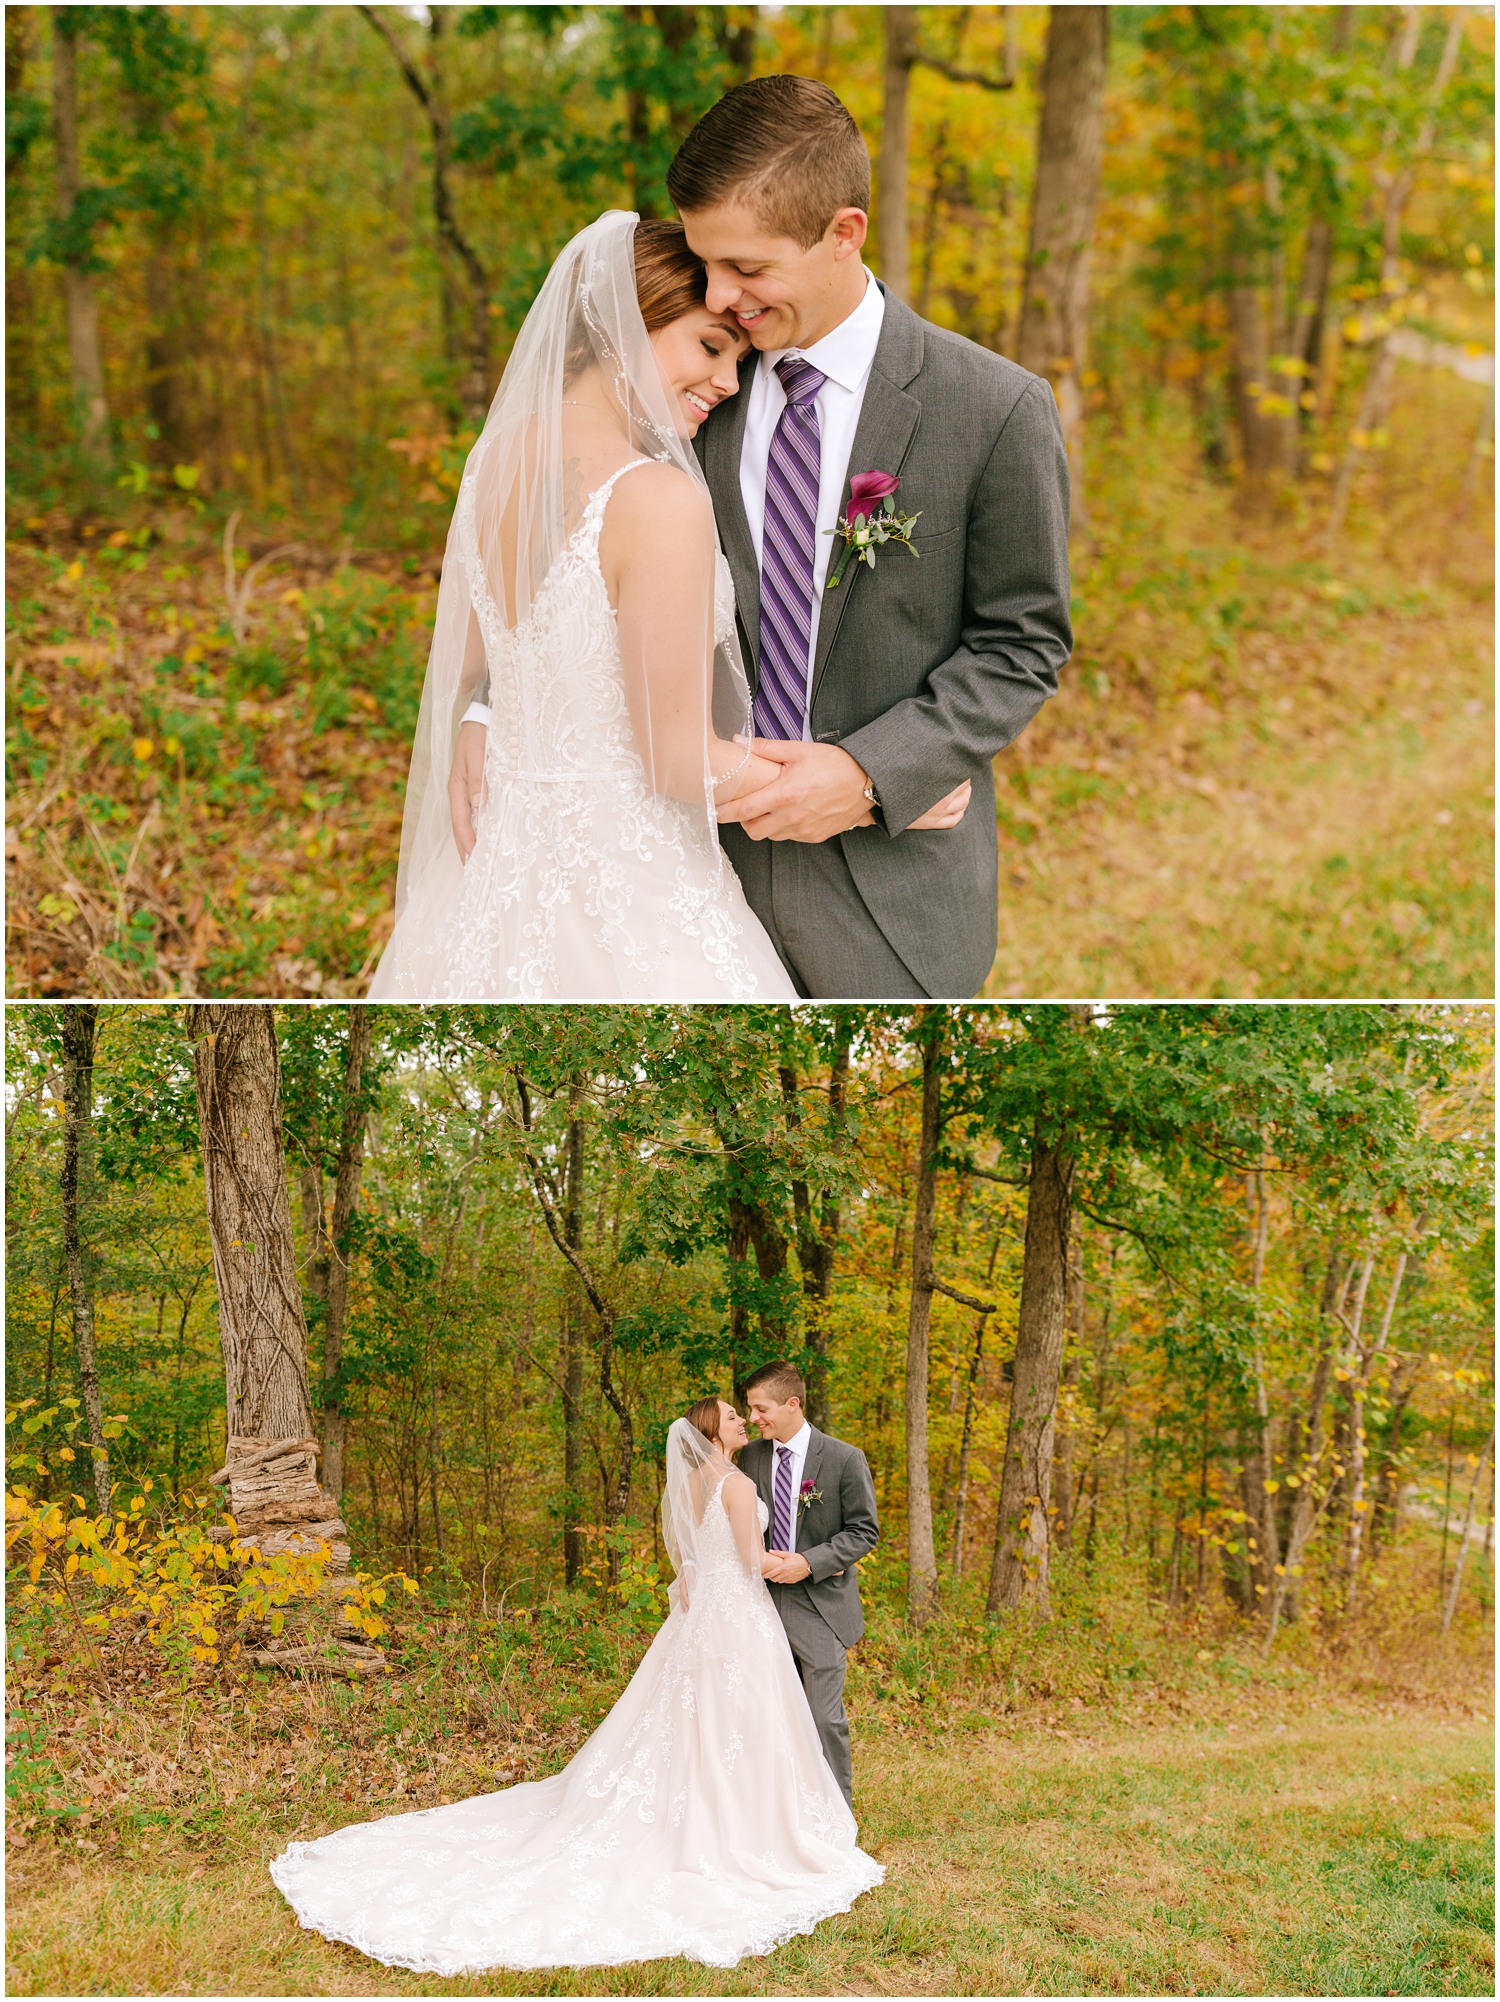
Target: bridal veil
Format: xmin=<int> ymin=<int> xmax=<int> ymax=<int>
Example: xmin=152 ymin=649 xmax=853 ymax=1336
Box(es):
xmin=389 ymin=209 xmax=755 ymax=938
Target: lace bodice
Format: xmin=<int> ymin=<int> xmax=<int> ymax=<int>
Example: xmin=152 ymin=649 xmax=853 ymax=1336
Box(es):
xmin=368 ymin=461 xmax=795 ymax=1002
xmin=457 ymin=459 xmax=736 ymax=784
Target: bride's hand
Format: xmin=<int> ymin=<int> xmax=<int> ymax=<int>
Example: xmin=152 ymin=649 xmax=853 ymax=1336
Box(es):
xmin=449 ymin=720 xmax=488 ymax=860
xmin=908 ymin=778 xmax=971 ymax=830
xmin=713 ymin=749 xmax=785 ymax=813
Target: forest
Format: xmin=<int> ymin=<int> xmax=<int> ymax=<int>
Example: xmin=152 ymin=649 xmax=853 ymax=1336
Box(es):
xmin=5 ymin=1000 xmax=1495 ymax=1992
xmin=5 ymin=4 xmax=1494 ymax=999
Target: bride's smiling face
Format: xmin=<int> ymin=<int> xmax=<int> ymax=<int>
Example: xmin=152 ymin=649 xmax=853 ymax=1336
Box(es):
xmin=716 ymin=1400 xmax=750 ymax=1454
xmin=649 ymin=307 xmax=749 ymax=435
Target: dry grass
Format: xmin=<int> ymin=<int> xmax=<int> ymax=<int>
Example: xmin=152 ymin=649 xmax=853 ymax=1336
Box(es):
xmin=6 ymin=1554 xmax=1493 ymax=1997
xmin=6 ymin=365 xmax=1491 ymax=1002
xmin=6 ymin=1709 xmax=1491 ymax=1997
xmin=985 ymin=363 xmax=1493 ymax=1000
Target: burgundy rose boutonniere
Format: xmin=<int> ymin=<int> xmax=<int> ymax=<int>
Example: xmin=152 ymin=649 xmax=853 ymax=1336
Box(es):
xmin=826 ymin=469 xmax=922 ymax=588
xmin=798 ymin=1478 xmax=824 ymax=1513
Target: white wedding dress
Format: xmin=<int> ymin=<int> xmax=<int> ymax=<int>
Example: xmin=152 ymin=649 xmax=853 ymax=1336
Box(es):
xmin=368 ymin=462 xmax=797 ymax=1002
xmin=269 ymin=1479 xmax=882 ymax=1972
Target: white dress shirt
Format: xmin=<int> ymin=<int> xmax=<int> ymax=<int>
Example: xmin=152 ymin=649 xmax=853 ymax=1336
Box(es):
xmin=464 ymin=273 xmax=886 ymax=733
xmin=740 ymin=271 xmax=886 ymax=739
xmin=769 ymin=1418 xmax=814 ymax=1553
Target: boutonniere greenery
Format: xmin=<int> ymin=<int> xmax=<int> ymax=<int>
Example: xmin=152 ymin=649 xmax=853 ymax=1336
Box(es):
xmin=798 ymin=1478 xmax=824 ymax=1513
xmin=826 ymin=469 xmax=922 ymax=588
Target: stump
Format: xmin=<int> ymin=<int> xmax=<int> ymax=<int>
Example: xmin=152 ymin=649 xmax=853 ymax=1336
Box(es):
xmin=209 ymin=1434 xmax=382 ymax=1674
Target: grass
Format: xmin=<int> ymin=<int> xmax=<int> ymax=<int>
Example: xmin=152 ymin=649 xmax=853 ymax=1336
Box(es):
xmin=5 ymin=1711 xmax=1491 ymax=1996
xmin=6 ymin=1541 xmax=1494 ymax=1997
xmin=985 ymin=365 xmax=1494 ymax=1000
xmin=5 ymin=365 xmax=1492 ymax=999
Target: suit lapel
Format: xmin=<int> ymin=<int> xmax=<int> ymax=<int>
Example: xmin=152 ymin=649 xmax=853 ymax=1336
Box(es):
xmin=799 ymin=1426 xmax=827 ymax=1532
xmin=749 ymin=1439 xmax=774 ymax=1543
xmin=810 ymin=288 xmax=926 ymax=711
xmin=704 ymin=354 xmax=760 ymax=675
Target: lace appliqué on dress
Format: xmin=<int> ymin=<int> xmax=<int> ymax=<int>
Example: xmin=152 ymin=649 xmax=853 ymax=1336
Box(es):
xmin=376 ymin=462 xmax=772 ymax=1002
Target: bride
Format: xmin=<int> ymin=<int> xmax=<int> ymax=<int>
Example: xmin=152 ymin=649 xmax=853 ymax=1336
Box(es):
xmin=368 ymin=210 xmax=799 ymax=1000
xmin=270 ymin=1399 xmax=884 ymax=1972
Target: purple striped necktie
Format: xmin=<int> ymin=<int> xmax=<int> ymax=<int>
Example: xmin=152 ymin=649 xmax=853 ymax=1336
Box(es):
xmin=773 ymin=1442 xmax=794 ymax=1551
xmin=755 ymin=354 xmax=826 ymax=743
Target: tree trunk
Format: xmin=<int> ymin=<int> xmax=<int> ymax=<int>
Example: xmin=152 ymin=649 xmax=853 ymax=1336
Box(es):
xmin=50 ymin=13 xmax=109 ymax=463
xmin=1440 ymin=1420 xmax=1493 ymax=1634
xmin=878 ymin=8 xmax=919 ymax=303
xmin=1014 ymin=5 xmax=1108 ymax=531
xmin=321 ymin=1006 xmax=373 ymax=1508
xmin=786 ymin=1028 xmax=851 ymax=1431
xmin=1263 ymin=1246 xmax=1361 ymax=1650
xmin=1052 ymin=1221 xmax=1085 ymax=1546
xmin=6 ymin=12 xmax=39 ymax=433
xmin=988 ymin=1118 xmax=1074 ymax=1618
xmin=358 ymin=4 xmax=492 ymax=430
xmin=1326 ymin=9 xmax=1464 ymax=546
xmin=1245 ymin=1164 xmax=1281 ymax=1603
xmin=562 ymin=1083 xmax=587 ymax=1587
xmin=904 ymin=1013 xmax=944 ymax=1624
xmin=1371 ymin=1354 xmax=1420 ymax=1555
xmin=1344 ymin=1239 xmax=1414 ymax=1612
xmin=950 ymin=1311 xmax=987 ymax=1578
xmin=60 ymin=1005 xmax=110 ymax=1516
xmin=188 ymin=1006 xmax=354 ymax=1580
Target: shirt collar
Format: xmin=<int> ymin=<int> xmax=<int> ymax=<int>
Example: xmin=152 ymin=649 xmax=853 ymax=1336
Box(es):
xmin=777 ymin=1420 xmax=813 ymax=1456
xmin=760 ymin=269 xmax=886 ymax=395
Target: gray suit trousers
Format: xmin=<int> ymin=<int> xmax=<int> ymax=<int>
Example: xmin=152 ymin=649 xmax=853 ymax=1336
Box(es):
xmin=772 ymin=1588 xmax=854 ymax=1808
xmin=720 ymin=827 xmax=927 ymax=998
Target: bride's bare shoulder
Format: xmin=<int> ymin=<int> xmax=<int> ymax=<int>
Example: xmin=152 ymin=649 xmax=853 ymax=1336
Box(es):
xmin=600 ymin=460 xmax=713 ymax=548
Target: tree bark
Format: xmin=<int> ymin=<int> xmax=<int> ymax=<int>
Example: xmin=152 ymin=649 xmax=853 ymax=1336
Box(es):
xmin=1263 ymin=1245 xmax=1363 ymax=1650
xmin=359 ymin=3 xmax=492 ymax=429
xmin=561 ymin=1081 xmax=587 ymax=1587
xmin=1052 ymin=1221 xmax=1085 ymax=1546
xmin=1244 ymin=1164 xmax=1281 ymax=1603
xmin=1343 ymin=1237 xmax=1415 ymax=1612
xmin=950 ymin=1310 xmax=987 ymax=1578
xmin=50 ymin=12 xmax=109 ymax=463
xmin=1014 ymin=6 xmax=1108 ymax=531
xmin=321 ymin=1007 xmax=373 ymax=1508
xmin=188 ymin=1007 xmax=356 ymax=1582
xmin=1327 ymin=8 xmax=1464 ymax=545
xmin=1441 ymin=1421 xmax=1494 ymax=1634
xmin=785 ymin=1028 xmax=851 ymax=1431
xmin=878 ymin=8 xmax=919 ymax=303
xmin=988 ymin=1117 xmax=1074 ymax=1618
xmin=904 ymin=1013 xmax=944 ymax=1624
xmin=60 ymin=1005 xmax=111 ymax=1516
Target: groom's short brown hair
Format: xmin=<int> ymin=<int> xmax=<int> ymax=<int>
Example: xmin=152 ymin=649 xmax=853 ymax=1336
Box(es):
xmin=667 ymin=76 xmax=870 ymax=250
xmin=743 ymin=1360 xmax=806 ymax=1408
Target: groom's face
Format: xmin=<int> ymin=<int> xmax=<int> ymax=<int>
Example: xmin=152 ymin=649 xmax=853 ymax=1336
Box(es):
xmin=746 ymin=1387 xmax=803 ymax=1442
xmin=680 ymin=201 xmax=868 ymax=353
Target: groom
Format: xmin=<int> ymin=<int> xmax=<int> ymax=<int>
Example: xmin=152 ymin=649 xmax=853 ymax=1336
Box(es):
xmin=739 ymin=1360 xmax=878 ymax=1811
xmin=671 ymin=75 xmax=1073 ymax=999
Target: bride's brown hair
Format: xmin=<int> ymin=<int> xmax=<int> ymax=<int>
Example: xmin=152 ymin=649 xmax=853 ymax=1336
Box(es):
xmin=632 ymin=219 xmax=708 ymax=331
xmin=685 ymin=1396 xmax=725 ymax=1446
xmin=564 ymin=220 xmax=707 ymax=383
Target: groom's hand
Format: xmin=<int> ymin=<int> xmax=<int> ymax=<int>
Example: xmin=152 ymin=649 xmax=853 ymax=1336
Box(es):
xmin=714 ymin=740 xmax=874 ymax=842
xmin=763 ymin=1550 xmax=811 ymax=1583
xmin=448 ymin=720 xmax=488 ymax=860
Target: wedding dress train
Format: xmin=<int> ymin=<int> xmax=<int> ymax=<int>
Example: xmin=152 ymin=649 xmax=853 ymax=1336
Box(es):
xmin=269 ymin=1480 xmax=882 ymax=1971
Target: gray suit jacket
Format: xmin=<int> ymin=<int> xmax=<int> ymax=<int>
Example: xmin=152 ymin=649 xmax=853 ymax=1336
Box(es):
xmin=740 ymin=1427 xmax=878 ymax=1651
xmin=701 ymin=284 xmax=1072 ymax=997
